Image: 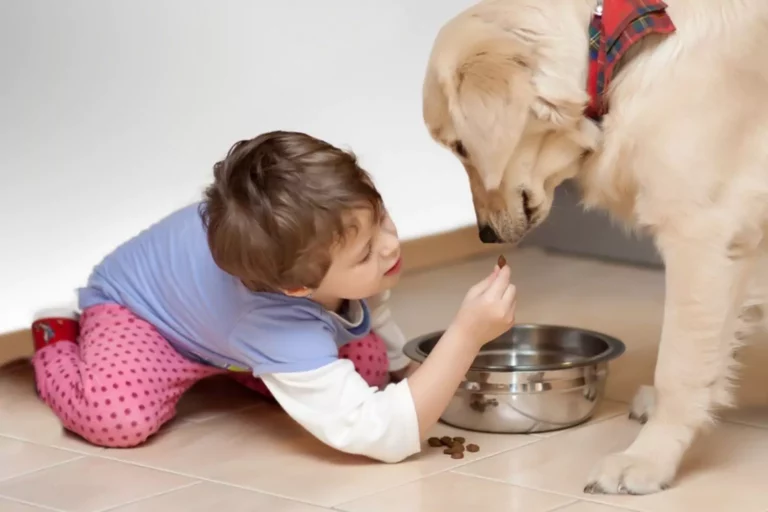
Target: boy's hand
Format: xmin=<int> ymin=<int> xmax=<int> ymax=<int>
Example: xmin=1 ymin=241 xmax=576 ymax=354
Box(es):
xmin=450 ymin=264 xmax=517 ymax=348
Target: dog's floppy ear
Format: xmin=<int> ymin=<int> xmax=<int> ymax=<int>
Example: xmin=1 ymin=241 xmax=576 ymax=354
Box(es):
xmin=530 ymin=68 xmax=590 ymax=128
xmin=443 ymin=37 xmax=534 ymax=191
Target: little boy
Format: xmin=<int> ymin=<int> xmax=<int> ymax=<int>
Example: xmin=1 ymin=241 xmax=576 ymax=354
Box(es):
xmin=31 ymin=131 xmax=517 ymax=461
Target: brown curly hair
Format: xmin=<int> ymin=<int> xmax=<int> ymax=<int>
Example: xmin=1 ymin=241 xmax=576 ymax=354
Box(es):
xmin=200 ymin=131 xmax=383 ymax=292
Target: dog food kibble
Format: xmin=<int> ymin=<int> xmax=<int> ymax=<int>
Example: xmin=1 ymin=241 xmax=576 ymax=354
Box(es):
xmin=427 ymin=435 xmax=479 ymax=457
xmin=497 ymin=254 xmax=507 ymax=268
xmin=446 ymin=443 xmax=464 ymax=454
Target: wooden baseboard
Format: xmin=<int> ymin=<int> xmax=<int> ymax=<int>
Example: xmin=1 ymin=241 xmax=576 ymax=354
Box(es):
xmin=0 ymin=226 xmax=494 ymax=367
xmin=0 ymin=329 xmax=32 ymax=368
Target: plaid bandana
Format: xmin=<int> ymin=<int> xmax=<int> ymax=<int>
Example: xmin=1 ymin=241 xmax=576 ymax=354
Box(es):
xmin=585 ymin=0 xmax=676 ymax=121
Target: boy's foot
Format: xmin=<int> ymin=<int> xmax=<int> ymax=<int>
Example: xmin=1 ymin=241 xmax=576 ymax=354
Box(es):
xmin=31 ymin=310 xmax=79 ymax=399
xmin=31 ymin=309 xmax=80 ymax=352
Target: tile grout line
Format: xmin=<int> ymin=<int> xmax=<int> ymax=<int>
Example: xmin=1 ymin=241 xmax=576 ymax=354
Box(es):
xmin=91 ymin=438 xmax=546 ymax=511
xmin=10 ymin=398 xmax=755 ymax=512
xmin=187 ymin=478 xmax=329 ymax=509
xmin=526 ymin=403 xmax=632 ymax=441
xmin=542 ymin=499 xmax=580 ymax=512
xmin=330 ymin=437 xmax=549 ymax=509
xmin=424 ymin=436 xmax=545 ymax=472
xmin=96 ymin=481 xmax=202 ymax=512
xmin=0 ymin=437 xmax=325 ymax=512
xmin=447 ymin=471 xmax=644 ymax=512
xmin=0 ymin=432 xmax=107 ymax=457
xmin=0 ymin=402 xmax=265 ymax=456
xmin=0 ymin=493 xmax=66 ymax=512
xmin=330 ymin=464 xmax=498 ymax=510
xmin=80 ymin=453 xmax=327 ymax=509
xmin=330 ymin=474 xmax=432 ymax=510
xmin=0 ymin=455 xmax=87 ymax=485
xmin=329 ymin=470 xmax=453 ymax=512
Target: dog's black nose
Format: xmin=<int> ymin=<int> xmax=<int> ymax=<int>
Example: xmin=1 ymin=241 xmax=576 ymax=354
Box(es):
xmin=478 ymin=224 xmax=502 ymax=244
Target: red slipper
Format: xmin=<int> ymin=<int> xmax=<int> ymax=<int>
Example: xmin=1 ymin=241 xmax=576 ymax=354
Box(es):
xmin=31 ymin=311 xmax=79 ymax=352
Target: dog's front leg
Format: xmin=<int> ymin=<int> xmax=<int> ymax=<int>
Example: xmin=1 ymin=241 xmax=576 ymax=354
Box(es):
xmin=585 ymin=231 xmax=754 ymax=495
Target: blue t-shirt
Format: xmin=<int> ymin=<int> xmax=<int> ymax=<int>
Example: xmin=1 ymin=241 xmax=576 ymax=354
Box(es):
xmin=78 ymin=203 xmax=371 ymax=375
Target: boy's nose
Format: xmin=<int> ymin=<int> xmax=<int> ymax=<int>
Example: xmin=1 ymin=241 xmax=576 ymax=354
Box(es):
xmin=380 ymin=233 xmax=400 ymax=258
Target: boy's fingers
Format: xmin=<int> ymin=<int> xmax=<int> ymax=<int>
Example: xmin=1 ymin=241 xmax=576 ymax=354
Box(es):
xmin=501 ymin=283 xmax=517 ymax=308
xmin=468 ymin=266 xmax=500 ymax=297
xmin=486 ymin=265 xmax=510 ymax=298
xmin=505 ymin=300 xmax=517 ymax=323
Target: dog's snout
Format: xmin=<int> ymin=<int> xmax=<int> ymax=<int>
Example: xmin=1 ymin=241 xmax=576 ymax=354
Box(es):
xmin=478 ymin=224 xmax=502 ymax=244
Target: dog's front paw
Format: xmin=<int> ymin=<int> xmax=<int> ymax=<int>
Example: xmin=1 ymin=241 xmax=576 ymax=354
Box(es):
xmin=628 ymin=385 xmax=656 ymax=424
xmin=584 ymin=453 xmax=673 ymax=495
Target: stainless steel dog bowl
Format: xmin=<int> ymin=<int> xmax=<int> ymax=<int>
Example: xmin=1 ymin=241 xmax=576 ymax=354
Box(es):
xmin=403 ymin=324 xmax=625 ymax=433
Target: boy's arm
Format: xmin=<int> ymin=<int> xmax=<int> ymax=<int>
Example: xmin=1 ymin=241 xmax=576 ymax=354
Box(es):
xmin=367 ymin=290 xmax=410 ymax=372
xmin=261 ymin=360 xmax=420 ymax=463
xmin=261 ymin=321 xmax=487 ymax=461
xmin=230 ymin=307 xmax=419 ymax=463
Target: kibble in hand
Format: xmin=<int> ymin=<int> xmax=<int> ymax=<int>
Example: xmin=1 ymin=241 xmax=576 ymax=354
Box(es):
xmin=497 ymin=254 xmax=507 ymax=268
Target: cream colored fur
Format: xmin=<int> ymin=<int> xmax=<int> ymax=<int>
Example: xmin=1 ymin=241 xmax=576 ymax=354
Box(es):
xmin=423 ymin=0 xmax=768 ymax=495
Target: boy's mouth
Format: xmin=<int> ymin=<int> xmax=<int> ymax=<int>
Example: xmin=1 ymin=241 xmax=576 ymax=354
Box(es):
xmin=384 ymin=257 xmax=403 ymax=276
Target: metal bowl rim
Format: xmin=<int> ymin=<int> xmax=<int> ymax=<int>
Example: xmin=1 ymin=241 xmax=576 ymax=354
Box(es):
xmin=403 ymin=323 xmax=626 ymax=373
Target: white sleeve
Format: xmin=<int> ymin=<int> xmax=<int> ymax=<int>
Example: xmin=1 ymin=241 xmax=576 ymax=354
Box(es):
xmin=260 ymin=359 xmax=421 ymax=463
xmin=367 ymin=290 xmax=410 ymax=372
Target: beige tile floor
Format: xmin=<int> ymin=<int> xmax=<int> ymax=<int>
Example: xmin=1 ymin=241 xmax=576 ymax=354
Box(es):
xmin=3 ymin=248 xmax=768 ymax=511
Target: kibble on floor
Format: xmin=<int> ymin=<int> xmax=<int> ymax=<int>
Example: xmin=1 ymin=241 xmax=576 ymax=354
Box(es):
xmin=426 ymin=436 xmax=478 ymax=459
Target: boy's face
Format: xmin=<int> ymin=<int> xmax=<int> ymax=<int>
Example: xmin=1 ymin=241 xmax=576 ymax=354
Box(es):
xmin=315 ymin=208 xmax=402 ymax=302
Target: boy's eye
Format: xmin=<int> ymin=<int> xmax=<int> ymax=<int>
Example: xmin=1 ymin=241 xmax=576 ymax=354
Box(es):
xmin=359 ymin=244 xmax=374 ymax=264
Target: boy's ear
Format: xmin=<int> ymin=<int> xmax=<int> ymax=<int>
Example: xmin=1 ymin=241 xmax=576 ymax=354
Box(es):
xmin=283 ymin=287 xmax=313 ymax=298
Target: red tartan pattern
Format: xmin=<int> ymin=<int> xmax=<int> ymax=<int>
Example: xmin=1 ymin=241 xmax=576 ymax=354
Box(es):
xmin=585 ymin=0 xmax=676 ymax=121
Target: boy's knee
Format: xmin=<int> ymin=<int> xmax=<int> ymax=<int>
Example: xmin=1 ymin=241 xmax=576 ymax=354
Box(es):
xmin=81 ymin=415 xmax=162 ymax=448
xmin=78 ymin=401 xmax=166 ymax=448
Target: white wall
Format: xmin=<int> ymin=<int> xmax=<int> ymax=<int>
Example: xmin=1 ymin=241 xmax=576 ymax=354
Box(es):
xmin=0 ymin=0 xmax=479 ymax=333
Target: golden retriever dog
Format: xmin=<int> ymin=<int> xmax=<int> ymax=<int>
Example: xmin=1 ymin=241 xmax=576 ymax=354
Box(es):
xmin=423 ymin=0 xmax=768 ymax=496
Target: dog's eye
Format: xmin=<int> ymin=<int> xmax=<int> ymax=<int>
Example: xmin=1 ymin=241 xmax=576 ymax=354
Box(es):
xmin=452 ymin=141 xmax=468 ymax=159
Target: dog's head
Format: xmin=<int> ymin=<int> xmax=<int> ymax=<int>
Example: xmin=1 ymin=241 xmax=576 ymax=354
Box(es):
xmin=423 ymin=6 xmax=601 ymax=244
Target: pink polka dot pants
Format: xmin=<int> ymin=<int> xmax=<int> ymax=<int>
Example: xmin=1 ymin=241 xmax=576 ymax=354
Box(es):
xmin=32 ymin=303 xmax=390 ymax=448
xmin=33 ymin=304 xmax=222 ymax=447
xmin=338 ymin=331 xmax=390 ymax=389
